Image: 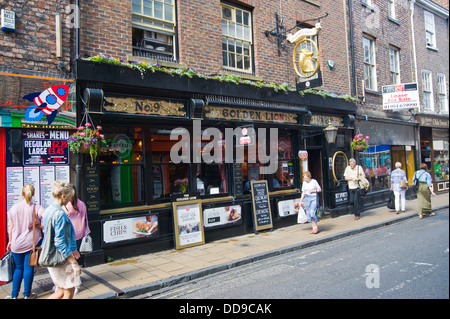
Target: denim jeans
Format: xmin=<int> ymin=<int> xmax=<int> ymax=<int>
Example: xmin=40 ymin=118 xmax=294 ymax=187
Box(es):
xmin=11 ymin=251 xmax=35 ymax=298
xmin=349 ymin=188 xmax=361 ymax=217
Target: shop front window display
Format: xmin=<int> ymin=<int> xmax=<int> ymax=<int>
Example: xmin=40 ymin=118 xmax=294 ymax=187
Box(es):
xmin=358 ymin=145 xmax=392 ymax=192
xmin=434 ymin=140 xmax=449 ymax=182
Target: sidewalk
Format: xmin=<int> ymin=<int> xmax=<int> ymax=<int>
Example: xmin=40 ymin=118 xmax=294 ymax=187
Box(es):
xmin=1 ymin=193 xmax=448 ymax=299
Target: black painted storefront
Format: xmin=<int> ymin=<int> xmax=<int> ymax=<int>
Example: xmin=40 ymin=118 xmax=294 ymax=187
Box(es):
xmin=75 ymin=60 xmax=358 ymax=265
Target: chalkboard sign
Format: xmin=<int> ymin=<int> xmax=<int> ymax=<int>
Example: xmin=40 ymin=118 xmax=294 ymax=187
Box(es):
xmin=250 ymin=180 xmax=273 ymax=232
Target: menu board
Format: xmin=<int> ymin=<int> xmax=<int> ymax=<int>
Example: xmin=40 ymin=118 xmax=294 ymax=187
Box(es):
xmin=172 ymin=194 xmax=205 ymax=250
xmin=85 ymin=164 xmax=100 ymax=214
xmin=250 ymin=180 xmax=273 ymax=232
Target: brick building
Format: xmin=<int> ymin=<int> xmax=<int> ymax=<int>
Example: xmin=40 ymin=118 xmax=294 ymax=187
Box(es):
xmin=411 ymin=0 xmax=449 ymax=192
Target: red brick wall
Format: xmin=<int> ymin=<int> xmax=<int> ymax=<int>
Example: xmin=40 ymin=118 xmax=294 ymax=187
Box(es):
xmin=79 ymin=0 xmax=352 ymax=96
xmin=349 ymin=0 xmax=414 ymax=110
xmin=0 ymin=0 xmax=72 ymax=73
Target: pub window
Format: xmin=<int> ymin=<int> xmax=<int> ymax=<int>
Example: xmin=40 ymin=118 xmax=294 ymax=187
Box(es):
xmin=358 ymin=145 xmax=392 ymax=193
xmin=99 ymin=127 xmax=144 ymax=208
xmin=272 ymin=134 xmax=295 ymax=190
xmin=132 ymin=0 xmax=176 ymax=61
xmin=221 ymin=3 xmax=253 ymax=73
xmin=151 ymin=127 xmax=190 ymax=199
xmin=363 ymin=36 xmax=377 ymax=91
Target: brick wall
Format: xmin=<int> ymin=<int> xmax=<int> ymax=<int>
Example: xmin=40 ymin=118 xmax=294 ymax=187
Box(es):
xmin=0 ymin=0 xmax=72 ymax=74
xmin=413 ymin=4 xmax=449 ymax=113
xmin=350 ymin=0 xmax=414 ymax=110
xmin=78 ymin=0 xmax=352 ymax=96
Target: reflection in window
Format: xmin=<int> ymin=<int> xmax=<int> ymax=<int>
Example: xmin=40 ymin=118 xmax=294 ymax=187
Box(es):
xmin=99 ymin=127 xmax=144 ymax=207
xmin=273 ymin=135 xmax=294 ymax=189
xmin=359 ymin=145 xmax=391 ymax=192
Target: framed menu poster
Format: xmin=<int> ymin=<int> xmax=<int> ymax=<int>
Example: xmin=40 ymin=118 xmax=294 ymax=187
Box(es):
xmin=172 ymin=198 xmax=205 ymax=250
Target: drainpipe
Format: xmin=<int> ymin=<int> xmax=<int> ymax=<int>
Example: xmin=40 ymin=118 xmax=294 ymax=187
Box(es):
xmin=410 ymin=0 xmax=418 ymax=84
xmin=348 ymin=0 xmax=357 ymax=97
xmin=75 ymin=0 xmax=82 ymax=195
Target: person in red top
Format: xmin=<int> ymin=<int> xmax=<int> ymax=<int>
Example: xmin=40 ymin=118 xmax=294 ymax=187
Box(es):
xmin=6 ymin=184 xmax=45 ymax=299
xmin=63 ymin=184 xmax=90 ymax=267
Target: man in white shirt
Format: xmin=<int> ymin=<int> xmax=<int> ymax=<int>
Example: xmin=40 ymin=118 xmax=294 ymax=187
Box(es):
xmin=344 ymin=158 xmax=365 ymax=220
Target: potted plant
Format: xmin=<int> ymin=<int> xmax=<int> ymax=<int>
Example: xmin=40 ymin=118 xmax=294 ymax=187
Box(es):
xmin=68 ymin=123 xmax=107 ymax=166
xmin=351 ymin=134 xmax=369 ymax=152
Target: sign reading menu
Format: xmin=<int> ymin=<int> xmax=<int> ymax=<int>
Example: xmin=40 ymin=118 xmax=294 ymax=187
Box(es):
xmin=172 ymin=194 xmax=205 ymax=250
xmin=250 ymin=180 xmax=273 ymax=232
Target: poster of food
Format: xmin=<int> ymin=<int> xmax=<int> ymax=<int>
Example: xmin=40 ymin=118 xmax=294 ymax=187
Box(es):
xmin=172 ymin=199 xmax=205 ymax=250
xmin=203 ymin=205 xmax=242 ymax=228
xmin=103 ymin=214 xmax=159 ymax=244
xmin=277 ymin=198 xmax=302 ymax=217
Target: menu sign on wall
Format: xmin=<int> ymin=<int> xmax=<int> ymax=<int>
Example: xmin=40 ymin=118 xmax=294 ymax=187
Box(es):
xmin=250 ymin=180 xmax=273 ymax=232
xmin=22 ymin=130 xmax=70 ymax=165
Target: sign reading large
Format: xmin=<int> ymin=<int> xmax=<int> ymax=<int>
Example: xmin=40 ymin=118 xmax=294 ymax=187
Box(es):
xmin=382 ymin=83 xmax=419 ymax=110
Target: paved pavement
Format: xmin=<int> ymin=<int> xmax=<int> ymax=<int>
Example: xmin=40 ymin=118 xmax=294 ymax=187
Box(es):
xmin=1 ymin=193 xmax=448 ymax=299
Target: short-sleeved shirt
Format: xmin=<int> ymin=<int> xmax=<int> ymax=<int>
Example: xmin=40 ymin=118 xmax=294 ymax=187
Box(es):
xmin=344 ymin=165 xmax=365 ymax=189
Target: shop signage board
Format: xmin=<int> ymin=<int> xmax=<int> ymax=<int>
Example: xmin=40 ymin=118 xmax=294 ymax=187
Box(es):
xmin=250 ymin=180 xmax=273 ymax=232
xmin=23 ymin=138 xmax=69 ymax=165
xmin=277 ymin=198 xmax=302 ymax=217
xmin=103 ymin=96 xmax=187 ymax=118
xmin=203 ymin=105 xmax=298 ymax=124
xmin=382 ymin=83 xmax=419 ymax=110
xmin=103 ymin=214 xmax=159 ymax=244
xmin=203 ymin=204 xmax=242 ymax=228
xmin=172 ymin=194 xmax=205 ymax=250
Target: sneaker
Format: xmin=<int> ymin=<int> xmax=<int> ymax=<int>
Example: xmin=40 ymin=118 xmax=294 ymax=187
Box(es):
xmin=5 ymin=295 xmax=17 ymax=299
xmin=24 ymin=293 xmax=37 ymax=299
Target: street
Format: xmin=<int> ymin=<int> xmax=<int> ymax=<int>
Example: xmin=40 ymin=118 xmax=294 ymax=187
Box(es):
xmin=138 ymin=208 xmax=449 ymax=299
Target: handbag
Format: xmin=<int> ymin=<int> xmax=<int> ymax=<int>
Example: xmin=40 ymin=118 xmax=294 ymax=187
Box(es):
xmin=400 ymin=180 xmax=408 ymax=189
xmin=297 ymin=206 xmax=308 ymax=224
xmin=38 ymin=208 xmax=68 ymax=267
xmin=29 ymin=205 xmax=42 ymax=266
xmin=387 ymin=191 xmax=395 ymax=209
xmin=357 ymin=166 xmax=369 ymax=196
xmin=79 ymin=218 xmax=93 ymax=254
xmin=0 ymin=251 xmax=14 ymax=283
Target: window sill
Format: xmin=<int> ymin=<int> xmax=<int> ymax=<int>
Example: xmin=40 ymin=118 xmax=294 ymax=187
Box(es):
xmin=361 ymin=1 xmax=376 ymax=12
xmin=302 ymin=0 xmax=320 ymax=8
xmin=365 ymin=89 xmax=382 ymax=96
xmin=426 ymin=46 xmax=439 ymax=52
xmin=388 ymin=17 xmax=400 ymax=25
xmin=126 ymin=54 xmax=187 ymax=69
xmin=223 ymin=70 xmax=263 ymax=82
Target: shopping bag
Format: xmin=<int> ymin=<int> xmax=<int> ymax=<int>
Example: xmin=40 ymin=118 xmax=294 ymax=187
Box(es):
xmin=387 ymin=191 xmax=395 ymax=210
xmin=297 ymin=206 xmax=308 ymax=224
xmin=79 ymin=234 xmax=93 ymax=254
xmin=0 ymin=251 xmax=14 ymax=283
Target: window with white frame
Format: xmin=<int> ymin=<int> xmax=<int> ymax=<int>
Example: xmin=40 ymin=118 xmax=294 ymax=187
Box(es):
xmin=388 ymin=0 xmax=396 ymax=20
xmin=422 ymin=70 xmax=434 ymax=112
xmin=438 ymin=74 xmax=449 ymax=113
xmin=424 ymin=11 xmax=436 ymax=49
xmin=221 ymin=3 xmax=253 ymax=73
xmin=363 ymin=36 xmax=377 ymax=91
xmin=132 ymin=0 xmax=176 ymax=61
xmin=389 ymin=47 xmax=400 ymax=84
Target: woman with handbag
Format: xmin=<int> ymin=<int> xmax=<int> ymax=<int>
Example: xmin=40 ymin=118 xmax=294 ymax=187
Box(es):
xmin=63 ymin=184 xmax=91 ymax=267
xmin=414 ymin=163 xmax=436 ymax=219
xmin=5 ymin=184 xmax=44 ymax=299
xmin=390 ymin=162 xmax=408 ymax=214
xmin=298 ymin=171 xmax=322 ymax=234
xmin=41 ymin=181 xmax=81 ymax=299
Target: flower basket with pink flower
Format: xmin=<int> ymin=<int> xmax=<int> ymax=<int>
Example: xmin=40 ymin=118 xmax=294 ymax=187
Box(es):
xmin=68 ymin=122 xmax=107 ymax=166
xmin=351 ymin=134 xmax=369 ymax=152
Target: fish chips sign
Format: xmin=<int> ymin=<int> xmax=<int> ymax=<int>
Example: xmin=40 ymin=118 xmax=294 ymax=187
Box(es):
xmin=382 ymin=83 xmax=420 ymax=110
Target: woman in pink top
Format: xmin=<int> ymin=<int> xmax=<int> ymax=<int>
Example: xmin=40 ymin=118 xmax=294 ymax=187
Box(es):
xmin=6 ymin=184 xmax=45 ymax=299
xmin=63 ymin=184 xmax=90 ymax=267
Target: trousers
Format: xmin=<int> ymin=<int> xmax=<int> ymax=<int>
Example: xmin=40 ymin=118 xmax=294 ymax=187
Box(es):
xmin=348 ymin=188 xmax=362 ymax=216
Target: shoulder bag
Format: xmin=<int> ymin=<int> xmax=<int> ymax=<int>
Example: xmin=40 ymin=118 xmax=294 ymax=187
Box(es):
xmin=79 ymin=217 xmax=93 ymax=254
xmin=38 ymin=208 xmax=68 ymax=267
xmin=412 ymin=171 xmax=425 ymax=192
xmin=29 ymin=205 xmax=42 ymax=266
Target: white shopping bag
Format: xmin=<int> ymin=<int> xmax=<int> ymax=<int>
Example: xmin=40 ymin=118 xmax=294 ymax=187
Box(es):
xmin=297 ymin=207 xmax=308 ymax=224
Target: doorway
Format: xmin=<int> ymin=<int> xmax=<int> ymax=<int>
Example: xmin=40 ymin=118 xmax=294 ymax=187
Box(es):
xmin=306 ymin=148 xmax=324 ymax=214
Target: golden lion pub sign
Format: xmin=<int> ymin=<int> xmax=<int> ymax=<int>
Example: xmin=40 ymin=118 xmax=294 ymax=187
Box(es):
xmin=287 ymin=23 xmax=322 ymax=89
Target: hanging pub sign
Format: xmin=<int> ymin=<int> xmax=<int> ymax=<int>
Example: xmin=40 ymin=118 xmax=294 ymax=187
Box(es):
xmin=250 ymin=180 xmax=273 ymax=232
xmin=382 ymin=83 xmax=420 ymax=110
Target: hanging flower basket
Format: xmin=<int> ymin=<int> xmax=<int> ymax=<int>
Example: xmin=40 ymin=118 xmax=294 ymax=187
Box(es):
xmin=68 ymin=122 xmax=107 ymax=166
xmin=351 ymin=134 xmax=369 ymax=152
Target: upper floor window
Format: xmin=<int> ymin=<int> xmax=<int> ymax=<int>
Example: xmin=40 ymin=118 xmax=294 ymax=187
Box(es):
xmin=389 ymin=47 xmax=400 ymax=84
xmin=388 ymin=0 xmax=396 ymax=20
xmin=221 ymin=4 xmax=253 ymax=73
xmin=422 ymin=70 xmax=434 ymax=112
xmin=438 ymin=74 xmax=449 ymax=113
xmin=424 ymin=11 xmax=436 ymax=49
xmin=132 ymin=0 xmax=176 ymax=61
xmin=363 ymin=36 xmax=377 ymax=91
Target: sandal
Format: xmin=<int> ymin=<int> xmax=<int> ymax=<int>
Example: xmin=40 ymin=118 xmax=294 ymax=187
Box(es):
xmin=310 ymin=228 xmax=319 ymax=234
xmin=419 ymin=215 xmax=423 ymax=219
xmin=429 ymin=213 xmax=435 ymax=217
